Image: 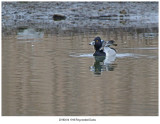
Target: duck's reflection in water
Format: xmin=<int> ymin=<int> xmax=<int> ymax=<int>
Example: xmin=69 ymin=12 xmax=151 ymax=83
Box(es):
xmin=90 ymin=56 xmax=117 ymax=75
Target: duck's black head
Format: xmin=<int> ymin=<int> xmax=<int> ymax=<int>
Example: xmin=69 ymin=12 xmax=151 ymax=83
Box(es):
xmin=93 ymin=37 xmax=102 ymax=51
xmin=89 ymin=37 xmax=106 ymax=56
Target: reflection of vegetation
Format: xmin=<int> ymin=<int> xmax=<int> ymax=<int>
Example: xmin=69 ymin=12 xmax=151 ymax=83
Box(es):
xmin=17 ymin=27 xmax=44 ymax=33
xmin=17 ymin=28 xmax=44 ymax=40
xmin=128 ymin=27 xmax=158 ymax=36
xmin=3 ymin=26 xmax=158 ymax=39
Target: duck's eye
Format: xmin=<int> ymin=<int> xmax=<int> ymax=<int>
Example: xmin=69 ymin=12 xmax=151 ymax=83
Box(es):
xmin=96 ymin=40 xmax=98 ymax=42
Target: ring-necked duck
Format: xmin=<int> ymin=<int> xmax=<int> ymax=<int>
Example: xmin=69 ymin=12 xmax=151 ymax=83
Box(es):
xmin=89 ymin=37 xmax=117 ymax=56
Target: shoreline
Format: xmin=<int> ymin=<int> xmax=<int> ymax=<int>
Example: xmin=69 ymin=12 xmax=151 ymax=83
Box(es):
xmin=2 ymin=2 xmax=158 ymax=34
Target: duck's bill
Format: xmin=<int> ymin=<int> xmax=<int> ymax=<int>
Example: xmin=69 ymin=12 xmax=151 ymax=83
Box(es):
xmin=89 ymin=41 xmax=95 ymax=45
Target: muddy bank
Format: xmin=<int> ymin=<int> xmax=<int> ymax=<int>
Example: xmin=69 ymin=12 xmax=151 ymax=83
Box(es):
xmin=2 ymin=2 xmax=158 ymax=33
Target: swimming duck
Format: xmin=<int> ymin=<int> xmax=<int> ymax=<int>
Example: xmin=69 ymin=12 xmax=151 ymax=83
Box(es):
xmin=89 ymin=37 xmax=117 ymax=56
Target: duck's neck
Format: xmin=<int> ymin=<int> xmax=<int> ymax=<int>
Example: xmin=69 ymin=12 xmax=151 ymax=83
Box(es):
xmin=93 ymin=50 xmax=106 ymax=56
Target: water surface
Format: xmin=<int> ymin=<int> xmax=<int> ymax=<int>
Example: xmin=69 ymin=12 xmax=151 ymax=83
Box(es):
xmin=2 ymin=27 xmax=158 ymax=116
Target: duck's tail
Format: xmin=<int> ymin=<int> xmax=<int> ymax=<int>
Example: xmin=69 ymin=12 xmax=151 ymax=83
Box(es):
xmin=100 ymin=40 xmax=117 ymax=50
xmin=106 ymin=40 xmax=117 ymax=46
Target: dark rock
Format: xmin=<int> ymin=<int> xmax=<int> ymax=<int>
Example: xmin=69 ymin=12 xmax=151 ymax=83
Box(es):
xmin=53 ymin=14 xmax=66 ymax=21
xmin=98 ymin=9 xmax=103 ymax=11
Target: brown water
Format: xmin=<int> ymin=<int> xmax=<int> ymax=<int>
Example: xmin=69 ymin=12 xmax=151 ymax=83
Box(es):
xmin=2 ymin=27 xmax=158 ymax=116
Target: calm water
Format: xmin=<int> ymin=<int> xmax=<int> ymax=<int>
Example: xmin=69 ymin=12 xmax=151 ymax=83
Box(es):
xmin=2 ymin=27 xmax=158 ymax=116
